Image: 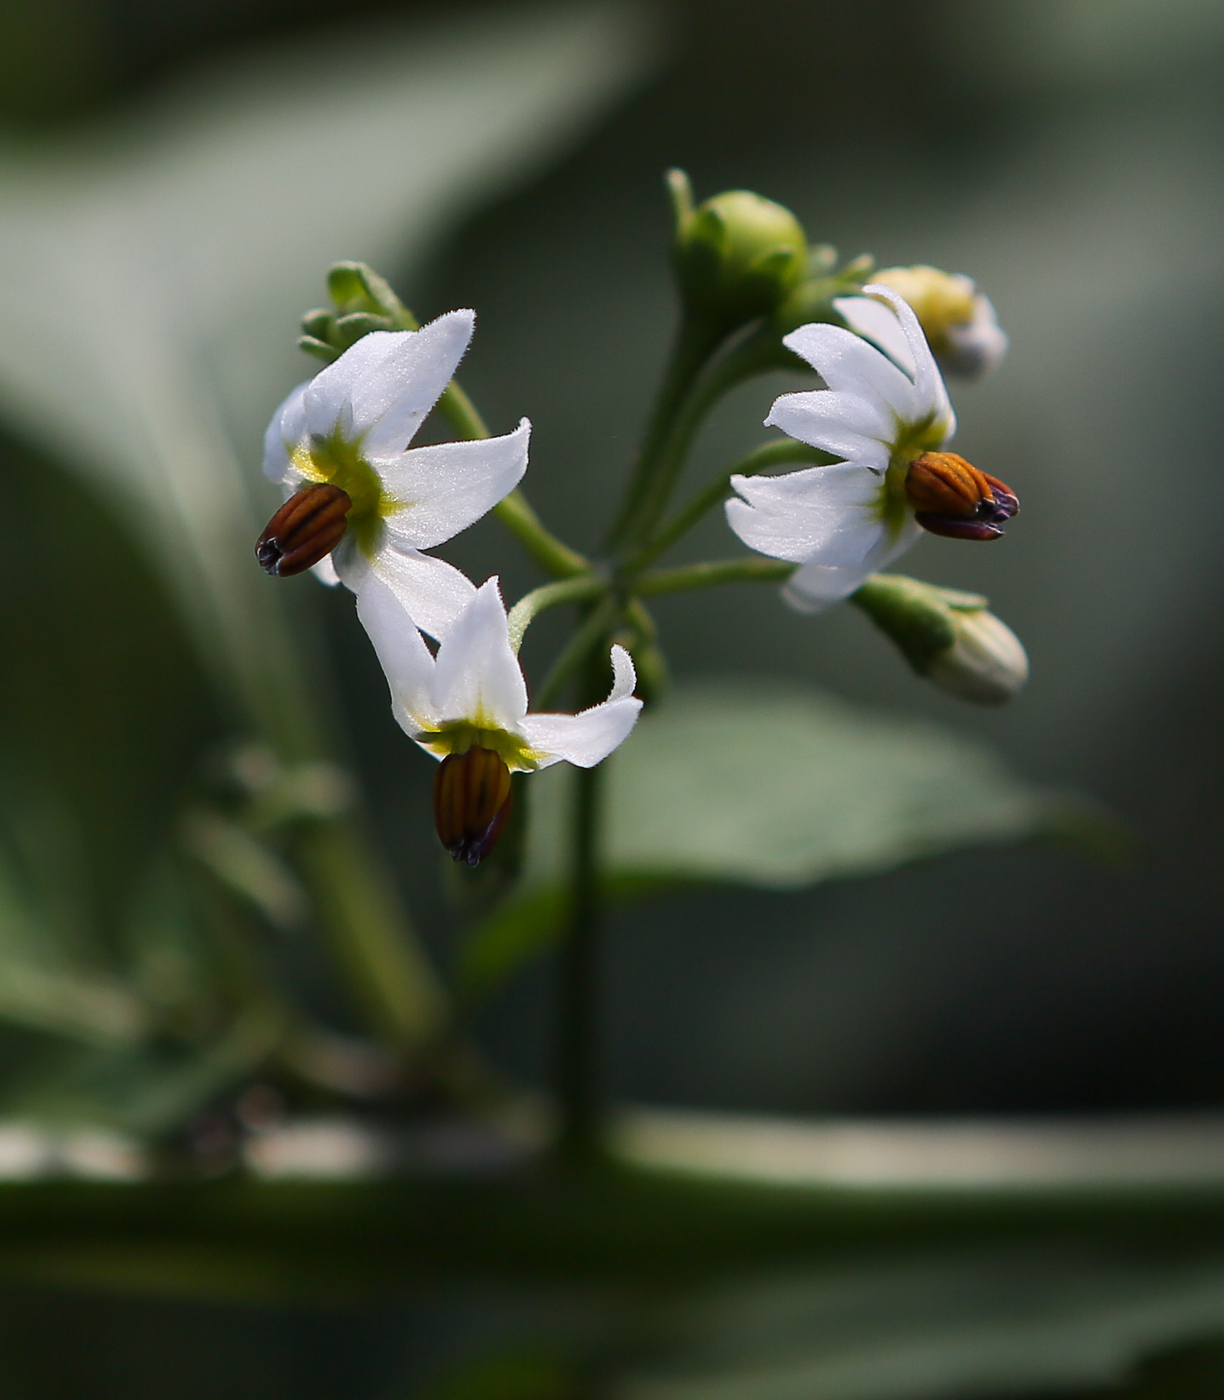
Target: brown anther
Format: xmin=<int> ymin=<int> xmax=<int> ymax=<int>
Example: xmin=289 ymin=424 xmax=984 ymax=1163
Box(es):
xmin=433 ymin=747 xmax=513 ymax=868
xmin=256 ymin=483 xmax=352 ymax=576
xmin=905 ymin=451 xmax=1019 ymax=543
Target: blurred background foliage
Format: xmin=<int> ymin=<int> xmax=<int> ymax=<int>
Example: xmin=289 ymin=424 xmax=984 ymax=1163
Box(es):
xmin=0 ymin=0 xmax=1223 ymax=1394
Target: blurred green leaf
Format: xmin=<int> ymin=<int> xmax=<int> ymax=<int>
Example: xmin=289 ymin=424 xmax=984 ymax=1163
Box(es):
xmin=0 ymin=1 xmax=652 ymax=753
xmin=463 ymin=678 xmax=1108 ymax=993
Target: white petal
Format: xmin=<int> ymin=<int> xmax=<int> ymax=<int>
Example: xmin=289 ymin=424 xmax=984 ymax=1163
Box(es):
xmin=726 ymin=462 xmax=888 ymax=567
xmin=782 ymin=517 xmax=923 ymax=613
xmin=782 ymin=321 xmax=919 ymax=417
xmin=430 ymin=577 xmax=527 ymax=730
xmin=355 ymin=573 xmax=439 ymax=735
xmin=765 ymin=390 xmax=894 ymax=472
xmin=357 ymin=311 xmax=475 ymax=456
xmin=262 ymin=381 xmax=310 ymax=483
xmin=832 ymin=294 xmax=917 ymax=378
xmin=368 ymin=546 xmax=478 ymax=642
xmin=518 ymin=647 xmax=642 ymax=769
xmin=861 ymin=283 xmax=955 ymax=439
xmin=300 ymin=311 xmax=474 ymax=450
xmin=606 ymin=643 xmax=637 ymax=702
xmin=311 ymin=554 xmax=342 ymax=587
xmin=376 ymin=418 xmax=530 ymax=550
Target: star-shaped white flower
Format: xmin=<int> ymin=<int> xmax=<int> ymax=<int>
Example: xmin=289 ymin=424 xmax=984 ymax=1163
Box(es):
xmin=726 ymin=284 xmax=1014 ymax=613
xmin=357 ymin=574 xmax=642 ymax=863
xmin=262 ymin=310 xmax=529 ymax=639
xmin=358 ymin=574 xmax=641 ymax=770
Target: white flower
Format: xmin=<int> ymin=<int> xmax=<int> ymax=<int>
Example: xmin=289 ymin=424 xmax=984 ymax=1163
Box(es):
xmin=834 ymin=266 xmax=1007 ymax=380
xmin=726 ymin=284 xmax=968 ymax=613
xmin=358 ymin=574 xmax=641 ymax=771
xmin=357 ymin=574 xmax=642 ymax=863
xmin=261 ymin=311 xmax=529 ymax=639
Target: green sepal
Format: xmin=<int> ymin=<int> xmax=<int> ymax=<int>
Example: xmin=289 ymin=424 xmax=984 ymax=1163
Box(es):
xmin=296 ymin=335 xmax=338 ymax=363
xmin=333 ymin=311 xmax=393 ymax=349
xmin=852 ymin=573 xmax=986 ymax=677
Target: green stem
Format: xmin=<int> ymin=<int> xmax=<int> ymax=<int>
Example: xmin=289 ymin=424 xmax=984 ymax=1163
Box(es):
xmin=556 ymin=743 xmax=605 ymax=1162
xmin=637 ymin=557 xmax=796 ymax=595
xmin=606 ymin=317 xmax=723 ymax=551
xmin=534 ymin=596 xmax=619 ymax=710
xmin=507 ymin=574 xmax=607 ymax=654
xmin=626 ymin=439 xmax=832 ymax=576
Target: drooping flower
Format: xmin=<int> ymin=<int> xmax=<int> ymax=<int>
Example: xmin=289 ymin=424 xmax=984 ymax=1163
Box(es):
xmin=725 ymin=284 xmax=1017 ymax=613
xmin=258 ymin=310 xmax=529 ymax=640
xmin=834 ymin=265 xmax=1007 ymax=380
xmin=357 ymin=575 xmax=642 ymax=864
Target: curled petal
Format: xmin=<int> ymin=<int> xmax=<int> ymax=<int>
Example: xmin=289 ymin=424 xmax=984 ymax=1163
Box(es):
xmin=262 ymin=381 xmax=309 ymax=484
xmin=430 ymin=578 xmax=527 ymax=732
xmin=832 ymin=294 xmax=917 ymax=378
xmin=356 ymin=574 xmax=439 ymax=735
xmin=377 ymin=419 xmax=531 ymax=551
xmin=860 ymin=283 xmax=955 ymax=439
xmin=726 ymin=463 xmax=888 ymax=568
xmin=782 ymin=320 xmax=920 ymax=418
xmin=518 ymin=646 xmax=642 ymax=769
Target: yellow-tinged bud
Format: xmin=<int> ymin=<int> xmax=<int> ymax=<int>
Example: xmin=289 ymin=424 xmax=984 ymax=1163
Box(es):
xmin=852 ymin=573 xmax=1028 ymax=707
xmin=433 ymin=746 xmax=514 ymax=867
xmin=256 ymin=484 xmax=352 ymax=576
xmin=871 ymin=265 xmax=1007 ymax=379
xmin=668 ymin=170 xmax=809 ymax=333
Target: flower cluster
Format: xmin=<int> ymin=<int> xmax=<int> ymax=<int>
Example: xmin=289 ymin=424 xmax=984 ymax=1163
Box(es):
xmin=258 ymin=311 xmax=642 ymax=864
xmin=256 ymin=223 xmax=1024 ymax=864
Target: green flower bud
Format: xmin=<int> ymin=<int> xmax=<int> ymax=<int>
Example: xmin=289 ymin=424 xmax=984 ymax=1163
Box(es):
xmin=668 ymin=170 xmax=809 ymax=333
xmin=852 ymin=573 xmax=1028 ymax=706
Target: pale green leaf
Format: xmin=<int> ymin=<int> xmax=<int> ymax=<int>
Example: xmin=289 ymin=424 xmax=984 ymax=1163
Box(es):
xmin=462 ymin=678 xmax=1106 ymax=994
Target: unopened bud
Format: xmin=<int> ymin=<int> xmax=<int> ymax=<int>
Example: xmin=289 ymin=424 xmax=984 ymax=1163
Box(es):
xmin=928 ymin=607 xmax=1029 ymax=706
xmin=433 ymin=746 xmax=513 ymax=867
xmin=852 ymin=573 xmax=1028 ymax=706
xmin=668 ymin=170 xmax=809 ymax=333
xmin=905 ymin=452 xmax=1018 ymax=541
xmin=871 ymin=265 xmax=1007 ymax=379
xmin=256 ymin=484 xmax=352 ymax=577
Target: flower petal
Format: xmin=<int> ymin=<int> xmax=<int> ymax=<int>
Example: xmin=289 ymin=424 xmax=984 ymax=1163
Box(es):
xmin=726 ymin=462 xmax=889 ymax=568
xmin=371 ymin=547 xmax=479 ymax=642
xmin=861 ymin=283 xmax=955 ymax=440
xmin=782 ymin=516 xmax=923 ymax=613
xmin=832 ymin=294 xmax=918 ymax=378
xmin=430 ymin=577 xmax=527 ymax=731
xmin=518 ymin=646 xmax=642 ymax=769
xmin=376 ymin=418 xmax=530 ymax=551
xmin=355 ymin=573 xmax=439 ymax=735
xmin=262 ymin=381 xmax=309 ymax=483
xmin=765 ymin=390 xmax=894 ymax=472
xmin=300 ymin=311 xmax=474 ymax=450
xmin=782 ymin=321 xmax=919 ymax=417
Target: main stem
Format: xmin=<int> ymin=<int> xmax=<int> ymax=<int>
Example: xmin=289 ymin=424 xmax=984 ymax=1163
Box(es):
xmin=556 ymin=757 xmax=605 ymax=1162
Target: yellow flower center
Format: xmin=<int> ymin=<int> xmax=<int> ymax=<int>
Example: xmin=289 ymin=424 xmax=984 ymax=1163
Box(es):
xmin=290 ymin=426 xmax=399 ymax=559
xmin=413 ymin=720 xmax=544 ymax=773
xmin=875 ymin=410 xmax=948 ymax=541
